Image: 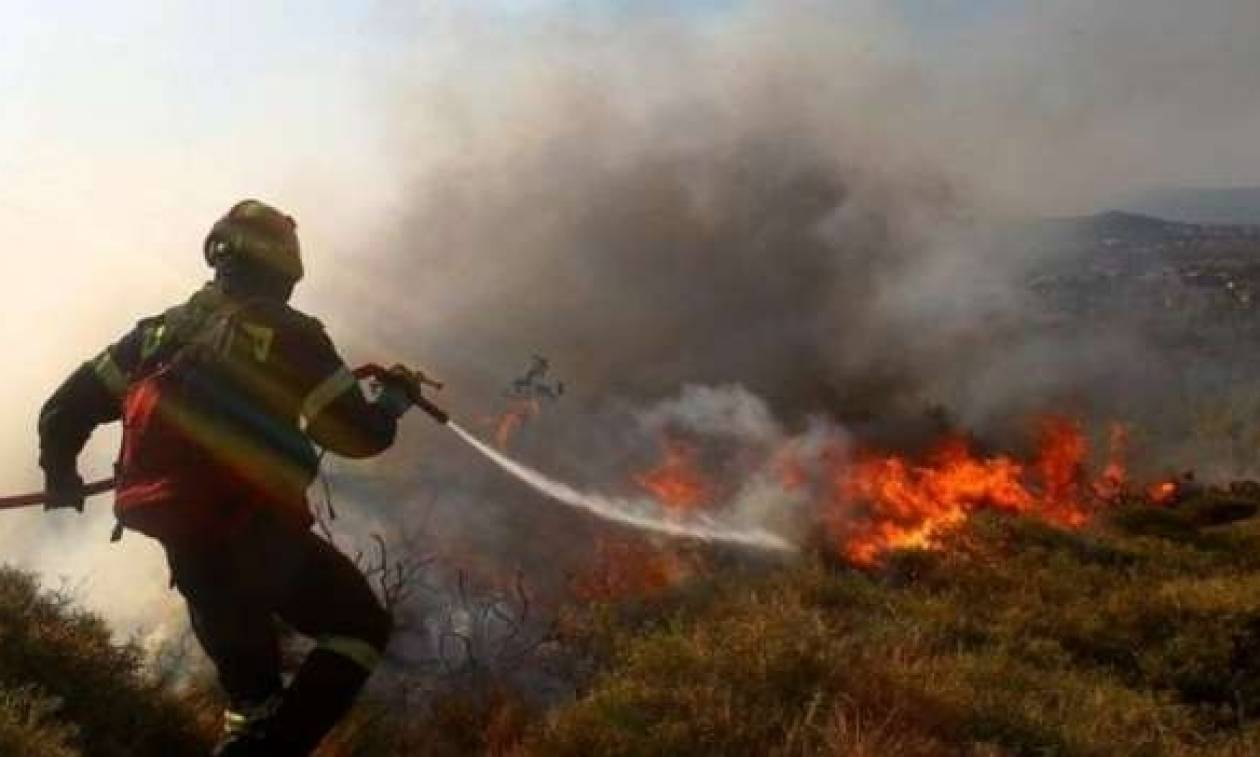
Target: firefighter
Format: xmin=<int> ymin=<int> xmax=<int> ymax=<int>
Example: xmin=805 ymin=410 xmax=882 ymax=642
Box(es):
xmin=38 ymin=200 xmax=411 ymax=756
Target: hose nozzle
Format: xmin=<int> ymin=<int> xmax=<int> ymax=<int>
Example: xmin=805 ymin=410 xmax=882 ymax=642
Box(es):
xmin=353 ymin=363 xmax=450 ymax=425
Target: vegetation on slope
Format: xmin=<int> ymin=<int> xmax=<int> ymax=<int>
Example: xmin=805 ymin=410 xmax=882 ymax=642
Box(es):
xmin=519 ymin=493 xmax=1260 ymax=756
xmin=11 ymin=489 xmax=1260 ymax=756
xmin=0 ymin=567 xmax=210 ymax=756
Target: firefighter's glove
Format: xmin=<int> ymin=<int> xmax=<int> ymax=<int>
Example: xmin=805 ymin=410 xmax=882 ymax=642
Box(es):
xmin=44 ymin=469 xmax=86 ymax=512
xmin=376 ymin=366 xmax=416 ymax=420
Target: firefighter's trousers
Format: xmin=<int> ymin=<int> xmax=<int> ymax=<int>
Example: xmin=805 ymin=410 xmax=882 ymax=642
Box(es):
xmin=165 ymin=510 xmax=392 ymax=731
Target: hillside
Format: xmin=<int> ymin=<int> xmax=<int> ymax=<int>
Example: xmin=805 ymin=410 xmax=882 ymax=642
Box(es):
xmin=0 ymin=567 xmax=210 ymax=756
xmin=519 ymin=491 xmax=1260 ymax=755
xmin=308 ymin=487 xmax=1260 ymax=756
xmin=13 ymin=209 xmax=1260 ymax=756
xmin=11 ymin=491 xmax=1260 ymax=756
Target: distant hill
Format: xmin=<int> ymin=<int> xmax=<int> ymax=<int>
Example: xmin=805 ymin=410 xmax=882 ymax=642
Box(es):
xmin=1027 ymin=210 xmax=1211 ymax=246
xmin=1024 ymin=209 xmax=1260 ymax=250
xmin=1073 ymin=210 xmax=1195 ymax=241
xmin=1124 ymin=187 xmax=1260 ymax=225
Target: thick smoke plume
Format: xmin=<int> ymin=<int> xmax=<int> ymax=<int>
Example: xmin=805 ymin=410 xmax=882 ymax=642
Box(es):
xmin=353 ymin=0 xmax=1258 ymax=426
xmin=311 ymin=0 xmax=1260 ymax=614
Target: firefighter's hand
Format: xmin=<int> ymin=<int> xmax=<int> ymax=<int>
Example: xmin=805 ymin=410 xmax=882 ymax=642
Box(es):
xmin=386 ymin=364 xmax=418 ymax=389
xmin=44 ymin=469 xmax=85 ymax=512
xmin=375 ymin=366 xmax=416 ymax=420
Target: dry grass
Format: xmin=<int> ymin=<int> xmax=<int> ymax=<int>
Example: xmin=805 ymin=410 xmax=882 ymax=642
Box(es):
xmin=14 ymin=488 xmax=1260 ymax=756
xmin=520 ymin=496 xmax=1260 ymax=756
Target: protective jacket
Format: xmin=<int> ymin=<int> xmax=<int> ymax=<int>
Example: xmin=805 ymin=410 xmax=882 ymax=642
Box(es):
xmin=38 ymin=283 xmax=398 ymax=540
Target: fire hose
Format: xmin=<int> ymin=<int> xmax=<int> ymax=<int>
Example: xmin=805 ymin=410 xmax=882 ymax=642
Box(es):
xmin=0 ymin=364 xmax=794 ymax=552
xmin=0 ymin=477 xmax=117 ymax=511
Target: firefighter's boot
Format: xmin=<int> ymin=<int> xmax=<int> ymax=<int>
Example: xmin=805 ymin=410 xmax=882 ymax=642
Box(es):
xmin=212 ymin=696 xmax=281 ymax=757
xmin=258 ymin=648 xmax=375 ymax=756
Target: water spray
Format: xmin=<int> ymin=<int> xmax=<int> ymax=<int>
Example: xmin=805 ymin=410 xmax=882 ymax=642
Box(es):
xmin=3 ymin=364 xmax=795 ymax=553
xmin=447 ymin=421 xmax=795 ymax=552
xmin=360 ymin=364 xmax=794 ymax=553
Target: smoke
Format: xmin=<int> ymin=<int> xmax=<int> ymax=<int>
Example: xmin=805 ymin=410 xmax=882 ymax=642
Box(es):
xmin=355 ymin=0 xmax=1257 ymax=409
xmin=343 ymin=1 xmax=1252 ymax=439
xmin=306 ymin=0 xmax=1260 ymax=601
xmin=937 ymin=0 xmax=1260 ymax=210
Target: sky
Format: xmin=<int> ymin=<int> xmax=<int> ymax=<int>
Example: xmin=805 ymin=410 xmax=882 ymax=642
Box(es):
xmin=0 ymin=0 xmax=1026 ymax=209
xmin=0 ymin=0 xmax=1257 ymax=639
xmin=0 ymin=0 xmax=1027 ymax=429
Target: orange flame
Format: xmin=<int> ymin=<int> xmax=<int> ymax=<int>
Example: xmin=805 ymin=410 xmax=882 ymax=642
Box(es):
xmin=571 ymin=537 xmax=696 ymax=601
xmin=492 ymin=399 xmax=541 ymax=450
xmin=633 ymin=438 xmax=714 ymax=513
xmin=580 ymin=413 xmax=1174 ymax=598
xmin=1147 ymin=481 xmax=1179 ymax=505
xmin=824 ymin=415 xmax=1118 ymax=566
xmin=571 ymin=439 xmax=716 ymax=601
xmin=1033 ymin=415 xmax=1088 ymax=515
xmin=1092 ymin=423 xmax=1130 ymax=500
xmin=773 ymin=445 xmax=811 ymax=492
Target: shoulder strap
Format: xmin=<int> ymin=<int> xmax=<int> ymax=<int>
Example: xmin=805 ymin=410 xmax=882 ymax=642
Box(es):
xmin=135 ymin=296 xmax=258 ymax=381
xmin=195 ymin=300 xmax=254 ymax=355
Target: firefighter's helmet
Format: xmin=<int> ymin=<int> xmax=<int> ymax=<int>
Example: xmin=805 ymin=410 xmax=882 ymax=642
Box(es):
xmin=203 ymin=200 xmax=304 ymax=283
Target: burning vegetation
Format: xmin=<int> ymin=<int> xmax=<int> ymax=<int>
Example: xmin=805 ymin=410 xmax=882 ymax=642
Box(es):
xmin=582 ymin=411 xmax=1179 ymax=587
xmin=321 ymin=205 xmax=1260 ymax=753
xmin=319 ymin=477 xmax=1260 ymax=756
xmin=489 ymin=398 xmax=541 ymax=452
xmin=632 ymin=437 xmax=714 ymax=514
xmin=821 ymin=416 xmax=1127 ymax=566
xmin=527 ymin=499 xmax=1260 ymax=756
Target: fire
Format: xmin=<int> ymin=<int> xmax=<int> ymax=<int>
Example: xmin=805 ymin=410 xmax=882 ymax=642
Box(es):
xmin=773 ymin=445 xmax=811 ymax=492
xmin=1032 ymin=416 xmax=1093 ymax=525
xmin=571 ymin=437 xmax=716 ymax=601
xmin=1148 ymin=481 xmax=1179 ymax=505
xmin=824 ymin=416 xmax=1120 ymax=566
xmin=1093 ymin=423 xmax=1130 ymax=500
xmin=491 ymin=399 xmax=541 ymax=450
xmin=633 ymin=438 xmax=713 ymax=513
xmin=832 ymin=437 xmax=1030 ymax=565
xmin=581 ymin=413 xmax=1178 ymax=599
xmin=571 ymin=537 xmax=696 ymax=601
